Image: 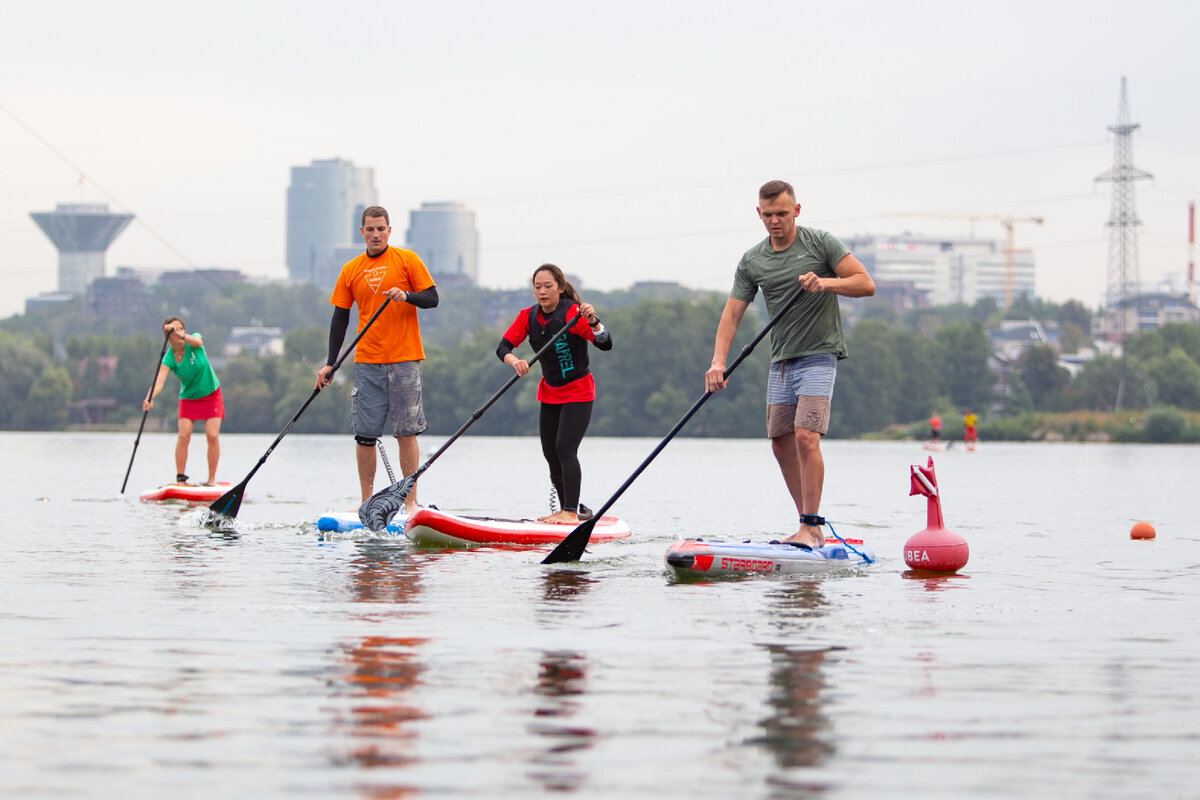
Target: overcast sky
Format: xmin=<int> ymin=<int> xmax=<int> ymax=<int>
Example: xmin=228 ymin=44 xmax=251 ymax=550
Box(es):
xmin=2 ymin=0 xmax=1198 ymax=320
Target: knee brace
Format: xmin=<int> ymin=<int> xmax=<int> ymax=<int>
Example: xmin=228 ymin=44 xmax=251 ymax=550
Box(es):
xmin=355 ymin=435 xmax=379 ymax=448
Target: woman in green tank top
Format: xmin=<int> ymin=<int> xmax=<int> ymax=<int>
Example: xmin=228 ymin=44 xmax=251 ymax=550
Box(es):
xmin=142 ymin=317 xmax=225 ymax=485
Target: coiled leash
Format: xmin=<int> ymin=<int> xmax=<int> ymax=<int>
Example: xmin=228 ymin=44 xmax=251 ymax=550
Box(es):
xmin=805 ymin=514 xmax=876 ymax=564
xmin=377 ymin=441 xmax=397 ymax=485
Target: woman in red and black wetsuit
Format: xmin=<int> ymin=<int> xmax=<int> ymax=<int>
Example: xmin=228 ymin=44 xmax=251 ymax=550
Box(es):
xmin=496 ymin=264 xmax=613 ymax=524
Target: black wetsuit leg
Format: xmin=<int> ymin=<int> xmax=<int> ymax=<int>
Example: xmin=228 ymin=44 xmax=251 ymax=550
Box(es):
xmin=538 ymin=400 xmax=593 ymax=513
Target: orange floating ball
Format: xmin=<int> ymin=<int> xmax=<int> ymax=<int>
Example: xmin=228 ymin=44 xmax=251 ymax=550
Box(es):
xmin=1130 ymin=521 xmax=1156 ymax=540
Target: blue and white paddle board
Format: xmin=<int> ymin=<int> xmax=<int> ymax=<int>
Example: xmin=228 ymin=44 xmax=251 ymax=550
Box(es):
xmin=315 ymin=510 xmax=407 ymax=534
xmin=665 ymin=538 xmax=875 ymax=578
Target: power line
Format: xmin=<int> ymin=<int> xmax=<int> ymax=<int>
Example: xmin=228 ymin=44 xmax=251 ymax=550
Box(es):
xmin=1 ymin=98 xmax=261 ymax=320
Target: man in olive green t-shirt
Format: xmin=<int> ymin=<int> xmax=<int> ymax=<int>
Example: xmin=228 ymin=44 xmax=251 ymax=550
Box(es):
xmin=705 ymin=180 xmax=875 ymax=549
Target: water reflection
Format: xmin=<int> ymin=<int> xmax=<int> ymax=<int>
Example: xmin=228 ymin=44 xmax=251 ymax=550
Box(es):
xmin=764 ymin=580 xmax=828 ymax=628
xmin=755 ymin=644 xmax=837 ymax=797
xmin=538 ymin=569 xmax=596 ymax=607
xmin=330 ymin=635 xmax=427 ymax=774
xmin=348 ymin=541 xmax=429 ymax=605
xmin=526 ymin=649 xmax=595 ymax=792
xmin=752 ymin=581 xmax=837 ymax=796
xmin=329 ymin=542 xmax=431 ymax=796
xmin=526 ymin=571 xmax=597 ymax=791
xmin=159 ymin=520 xmax=242 ymax=600
xmin=901 ymin=571 xmax=972 ymax=591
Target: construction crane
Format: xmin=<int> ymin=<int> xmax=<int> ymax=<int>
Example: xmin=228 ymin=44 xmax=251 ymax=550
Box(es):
xmin=886 ymin=212 xmax=1045 ymax=308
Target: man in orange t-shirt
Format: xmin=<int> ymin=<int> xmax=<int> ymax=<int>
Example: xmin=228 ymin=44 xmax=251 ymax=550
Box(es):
xmin=316 ymin=205 xmax=438 ymax=510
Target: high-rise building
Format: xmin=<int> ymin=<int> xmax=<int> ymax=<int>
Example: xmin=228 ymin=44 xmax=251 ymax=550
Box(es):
xmin=845 ymin=233 xmax=1035 ymax=308
xmin=286 ymin=158 xmax=377 ymax=287
xmin=30 ymin=203 xmax=134 ymax=295
xmin=406 ymin=201 xmax=479 ymax=285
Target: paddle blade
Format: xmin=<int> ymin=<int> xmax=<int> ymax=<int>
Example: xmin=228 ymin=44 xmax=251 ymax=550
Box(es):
xmin=359 ymin=476 xmax=414 ymax=531
xmin=541 ymin=517 xmax=599 ymax=564
xmin=207 ymin=485 xmax=244 ymax=521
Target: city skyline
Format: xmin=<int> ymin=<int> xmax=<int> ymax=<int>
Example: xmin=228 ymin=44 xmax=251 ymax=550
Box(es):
xmin=2 ymin=1 xmax=1198 ymax=320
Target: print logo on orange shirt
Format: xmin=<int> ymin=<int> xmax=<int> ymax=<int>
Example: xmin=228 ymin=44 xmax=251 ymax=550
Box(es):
xmin=365 ymin=262 xmax=388 ymax=294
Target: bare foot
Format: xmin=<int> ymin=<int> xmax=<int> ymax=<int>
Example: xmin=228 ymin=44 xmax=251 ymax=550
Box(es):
xmin=537 ymin=510 xmax=579 ymax=525
xmin=781 ymin=525 xmax=824 ymax=548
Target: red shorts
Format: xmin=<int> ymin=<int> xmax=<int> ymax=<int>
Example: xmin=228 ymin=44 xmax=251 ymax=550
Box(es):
xmin=178 ymin=388 xmax=225 ymax=421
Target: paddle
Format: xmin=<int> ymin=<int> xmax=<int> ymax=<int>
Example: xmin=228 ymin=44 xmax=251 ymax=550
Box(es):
xmin=542 ymin=288 xmax=806 ymax=564
xmin=120 ymin=331 xmax=170 ymax=494
xmin=204 ymin=298 xmax=392 ymax=522
xmin=359 ymin=310 xmax=585 ymax=531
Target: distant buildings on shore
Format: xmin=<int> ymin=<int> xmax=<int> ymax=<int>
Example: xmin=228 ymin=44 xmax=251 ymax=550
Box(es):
xmin=285 ymin=157 xmax=377 ymax=289
xmin=21 ymin=161 xmax=1197 ymax=339
xmin=29 ymin=203 xmax=133 ymax=295
xmin=406 ymin=201 xmax=479 ymax=285
xmin=845 ymin=232 xmax=1035 ymax=309
xmin=284 ymin=158 xmax=479 ymax=289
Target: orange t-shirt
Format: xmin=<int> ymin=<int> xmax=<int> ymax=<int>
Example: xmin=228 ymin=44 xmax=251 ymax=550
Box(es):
xmin=330 ymin=247 xmax=436 ymax=364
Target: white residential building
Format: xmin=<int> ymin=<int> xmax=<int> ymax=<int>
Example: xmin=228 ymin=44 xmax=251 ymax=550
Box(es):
xmin=844 ymin=233 xmax=1035 ymax=308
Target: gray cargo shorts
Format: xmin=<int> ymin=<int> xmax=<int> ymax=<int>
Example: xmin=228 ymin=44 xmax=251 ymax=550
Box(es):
xmin=765 ymin=353 xmax=836 ymax=437
xmin=351 ymin=361 xmax=427 ymax=438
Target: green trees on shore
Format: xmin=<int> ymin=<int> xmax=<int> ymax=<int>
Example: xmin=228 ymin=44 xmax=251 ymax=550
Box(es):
xmin=4 ymin=280 xmax=1200 ymax=442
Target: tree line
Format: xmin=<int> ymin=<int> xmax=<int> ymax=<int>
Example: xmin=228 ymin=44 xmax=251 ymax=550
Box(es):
xmin=3 ymin=280 xmax=1200 ymax=441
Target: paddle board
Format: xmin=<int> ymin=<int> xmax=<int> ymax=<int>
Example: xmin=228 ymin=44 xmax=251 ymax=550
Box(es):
xmin=139 ymin=482 xmax=232 ymax=504
xmin=315 ymin=510 xmax=407 ymax=535
xmin=404 ymin=507 xmax=632 ymax=548
xmin=664 ymin=537 xmax=875 ymax=578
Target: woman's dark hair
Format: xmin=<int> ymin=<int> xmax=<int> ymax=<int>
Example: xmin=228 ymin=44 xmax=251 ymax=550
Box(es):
xmin=531 ymin=263 xmax=582 ymax=305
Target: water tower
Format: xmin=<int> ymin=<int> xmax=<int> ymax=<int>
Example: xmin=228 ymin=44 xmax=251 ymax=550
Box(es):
xmin=30 ymin=203 xmax=134 ymax=295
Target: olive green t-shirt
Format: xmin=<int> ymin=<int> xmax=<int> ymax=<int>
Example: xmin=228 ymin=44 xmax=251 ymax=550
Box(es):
xmin=162 ymin=335 xmax=220 ymax=399
xmin=731 ymin=226 xmax=851 ymax=362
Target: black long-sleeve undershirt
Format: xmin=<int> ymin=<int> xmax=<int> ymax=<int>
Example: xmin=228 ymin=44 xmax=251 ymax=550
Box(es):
xmin=325 ymin=287 xmax=439 ymax=366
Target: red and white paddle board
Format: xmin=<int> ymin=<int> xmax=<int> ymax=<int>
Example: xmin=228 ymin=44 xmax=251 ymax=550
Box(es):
xmin=404 ymin=507 xmax=632 ymax=548
xmin=139 ymin=482 xmax=232 ymax=504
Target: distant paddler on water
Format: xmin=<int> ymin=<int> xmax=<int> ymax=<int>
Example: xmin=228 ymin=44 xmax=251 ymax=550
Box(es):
xmin=142 ymin=317 xmax=225 ymax=487
xmin=963 ymin=411 xmax=978 ymax=448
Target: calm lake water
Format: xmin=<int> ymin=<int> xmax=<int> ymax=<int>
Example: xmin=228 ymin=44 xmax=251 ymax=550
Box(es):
xmin=2 ymin=431 xmax=1198 ymax=799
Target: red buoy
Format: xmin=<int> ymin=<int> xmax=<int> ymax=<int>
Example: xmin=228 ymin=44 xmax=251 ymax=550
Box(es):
xmin=1130 ymin=521 xmax=1156 ymax=540
xmin=904 ymin=457 xmax=969 ymax=573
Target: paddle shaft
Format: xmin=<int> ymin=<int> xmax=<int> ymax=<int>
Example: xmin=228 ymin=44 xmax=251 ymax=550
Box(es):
xmin=120 ymin=332 xmax=171 ymax=494
xmin=543 ymin=288 xmax=805 ymax=564
xmin=208 ymin=297 xmax=393 ymax=518
xmin=392 ymin=311 xmax=585 ymax=494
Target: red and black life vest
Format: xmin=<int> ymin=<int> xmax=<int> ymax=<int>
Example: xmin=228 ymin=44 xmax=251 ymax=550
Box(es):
xmin=528 ymin=303 xmax=590 ymax=387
